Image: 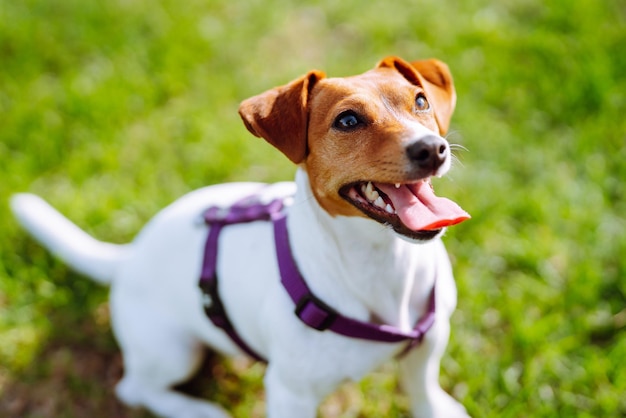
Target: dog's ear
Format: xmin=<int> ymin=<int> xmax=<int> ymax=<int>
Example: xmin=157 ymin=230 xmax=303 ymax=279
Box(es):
xmin=239 ymin=70 xmax=326 ymax=164
xmin=377 ymin=56 xmax=456 ymax=135
xmin=410 ymin=59 xmax=456 ymax=135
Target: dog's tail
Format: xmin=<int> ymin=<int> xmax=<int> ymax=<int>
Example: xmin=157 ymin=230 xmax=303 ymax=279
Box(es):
xmin=10 ymin=193 xmax=131 ymax=285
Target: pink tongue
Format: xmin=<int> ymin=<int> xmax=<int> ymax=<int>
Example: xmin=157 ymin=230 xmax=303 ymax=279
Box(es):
xmin=376 ymin=182 xmax=470 ymax=231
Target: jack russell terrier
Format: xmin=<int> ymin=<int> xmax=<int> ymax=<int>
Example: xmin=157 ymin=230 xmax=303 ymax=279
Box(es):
xmin=11 ymin=56 xmax=471 ymax=418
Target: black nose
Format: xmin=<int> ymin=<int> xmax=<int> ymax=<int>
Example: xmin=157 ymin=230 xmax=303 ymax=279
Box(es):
xmin=406 ymin=135 xmax=448 ymax=172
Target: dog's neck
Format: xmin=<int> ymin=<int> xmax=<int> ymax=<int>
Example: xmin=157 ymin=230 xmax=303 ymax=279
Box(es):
xmin=287 ymin=169 xmax=439 ymax=331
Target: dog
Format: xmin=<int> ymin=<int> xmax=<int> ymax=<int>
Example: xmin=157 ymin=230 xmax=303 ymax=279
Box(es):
xmin=11 ymin=56 xmax=471 ymax=418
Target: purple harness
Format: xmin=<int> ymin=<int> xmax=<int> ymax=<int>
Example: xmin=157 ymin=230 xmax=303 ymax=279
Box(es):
xmin=199 ymin=194 xmax=436 ymax=363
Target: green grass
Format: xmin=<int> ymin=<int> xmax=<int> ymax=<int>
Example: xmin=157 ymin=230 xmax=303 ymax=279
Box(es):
xmin=1 ymin=0 xmax=625 ymax=416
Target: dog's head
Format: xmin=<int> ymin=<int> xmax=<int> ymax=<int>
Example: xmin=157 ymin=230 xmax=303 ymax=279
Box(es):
xmin=239 ymin=56 xmax=469 ymax=241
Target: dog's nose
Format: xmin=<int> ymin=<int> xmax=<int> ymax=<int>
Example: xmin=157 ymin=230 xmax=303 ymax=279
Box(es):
xmin=406 ymin=136 xmax=448 ymax=172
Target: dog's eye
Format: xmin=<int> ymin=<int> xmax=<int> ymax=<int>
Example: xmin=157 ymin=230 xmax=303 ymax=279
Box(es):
xmin=415 ymin=93 xmax=430 ymax=112
xmin=333 ymin=111 xmax=363 ymax=131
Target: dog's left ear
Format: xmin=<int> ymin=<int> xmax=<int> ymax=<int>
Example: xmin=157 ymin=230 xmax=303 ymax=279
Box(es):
xmin=378 ymin=56 xmax=456 ymax=135
xmin=239 ymin=70 xmax=326 ymax=164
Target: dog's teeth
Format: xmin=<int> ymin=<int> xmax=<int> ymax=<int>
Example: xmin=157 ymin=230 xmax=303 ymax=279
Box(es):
xmin=385 ymin=204 xmax=394 ymax=214
xmin=374 ymin=196 xmax=385 ymax=209
xmin=395 ymin=183 xmax=401 ymax=189
xmin=362 ymin=182 xmax=379 ymax=202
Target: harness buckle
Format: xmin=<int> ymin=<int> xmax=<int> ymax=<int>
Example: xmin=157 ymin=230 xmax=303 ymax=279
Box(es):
xmin=199 ymin=279 xmax=228 ymax=328
xmin=295 ymin=293 xmax=338 ymax=331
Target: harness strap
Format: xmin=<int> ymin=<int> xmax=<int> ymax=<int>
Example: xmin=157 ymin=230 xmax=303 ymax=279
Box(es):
xmin=199 ymin=195 xmax=285 ymax=363
xmin=273 ymin=214 xmax=436 ymax=346
xmin=199 ymin=193 xmax=436 ymax=363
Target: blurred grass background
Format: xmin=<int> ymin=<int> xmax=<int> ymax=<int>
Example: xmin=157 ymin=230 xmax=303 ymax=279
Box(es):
xmin=1 ymin=0 xmax=625 ymax=416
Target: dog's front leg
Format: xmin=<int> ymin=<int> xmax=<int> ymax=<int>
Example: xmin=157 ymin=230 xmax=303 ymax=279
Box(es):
xmin=399 ymin=318 xmax=470 ymax=418
xmin=263 ymin=363 xmax=328 ymax=418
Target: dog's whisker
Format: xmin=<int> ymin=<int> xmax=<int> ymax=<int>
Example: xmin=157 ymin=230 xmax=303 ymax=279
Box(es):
xmin=450 ymin=154 xmax=465 ymax=168
xmin=449 ymin=143 xmax=469 ymax=153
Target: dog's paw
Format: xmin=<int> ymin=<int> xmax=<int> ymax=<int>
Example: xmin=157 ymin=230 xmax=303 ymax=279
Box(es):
xmin=116 ymin=377 xmax=231 ymax=418
xmin=412 ymin=388 xmax=470 ymax=418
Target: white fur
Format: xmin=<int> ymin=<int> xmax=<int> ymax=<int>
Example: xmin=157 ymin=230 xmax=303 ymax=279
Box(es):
xmin=10 ymin=169 xmax=468 ymax=418
xmin=10 ymin=193 xmax=130 ymax=284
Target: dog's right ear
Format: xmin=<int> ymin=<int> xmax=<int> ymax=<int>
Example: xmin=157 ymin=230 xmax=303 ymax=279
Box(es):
xmin=239 ymin=70 xmax=326 ymax=164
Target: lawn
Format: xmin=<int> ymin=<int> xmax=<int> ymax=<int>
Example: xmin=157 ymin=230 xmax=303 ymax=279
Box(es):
xmin=1 ymin=0 xmax=625 ymax=416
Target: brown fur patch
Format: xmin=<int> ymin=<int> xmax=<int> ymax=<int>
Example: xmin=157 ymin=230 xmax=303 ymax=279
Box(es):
xmin=239 ymin=57 xmax=456 ymax=218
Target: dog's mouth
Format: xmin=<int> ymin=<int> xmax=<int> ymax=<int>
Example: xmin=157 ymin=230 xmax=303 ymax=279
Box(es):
xmin=339 ymin=179 xmax=470 ymax=240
